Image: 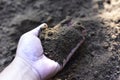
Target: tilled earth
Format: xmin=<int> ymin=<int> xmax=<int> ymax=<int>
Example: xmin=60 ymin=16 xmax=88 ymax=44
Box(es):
xmin=0 ymin=0 xmax=120 ymax=80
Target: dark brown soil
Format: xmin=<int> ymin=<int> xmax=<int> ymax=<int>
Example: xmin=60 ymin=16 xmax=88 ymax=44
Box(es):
xmin=0 ymin=0 xmax=120 ymax=80
xmin=39 ymin=19 xmax=84 ymax=65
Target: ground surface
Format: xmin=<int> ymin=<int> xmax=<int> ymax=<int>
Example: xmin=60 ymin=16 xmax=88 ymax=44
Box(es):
xmin=0 ymin=0 xmax=120 ymax=80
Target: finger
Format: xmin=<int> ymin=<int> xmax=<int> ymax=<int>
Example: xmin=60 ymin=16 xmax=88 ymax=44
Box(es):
xmin=27 ymin=23 xmax=48 ymax=36
xmin=33 ymin=55 xmax=61 ymax=80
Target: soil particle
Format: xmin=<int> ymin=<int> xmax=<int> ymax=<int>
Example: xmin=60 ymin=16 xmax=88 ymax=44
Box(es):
xmin=102 ymin=41 xmax=109 ymax=49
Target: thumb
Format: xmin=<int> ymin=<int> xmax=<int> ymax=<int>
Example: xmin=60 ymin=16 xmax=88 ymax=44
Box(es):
xmin=27 ymin=23 xmax=48 ymax=36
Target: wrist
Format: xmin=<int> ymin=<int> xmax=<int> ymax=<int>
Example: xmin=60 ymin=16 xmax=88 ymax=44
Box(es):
xmin=0 ymin=56 xmax=41 ymax=80
xmin=13 ymin=56 xmax=41 ymax=80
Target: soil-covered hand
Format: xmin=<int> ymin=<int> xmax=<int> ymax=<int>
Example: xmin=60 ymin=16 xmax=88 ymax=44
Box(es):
xmin=16 ymin=23 xmax=61 ymax=80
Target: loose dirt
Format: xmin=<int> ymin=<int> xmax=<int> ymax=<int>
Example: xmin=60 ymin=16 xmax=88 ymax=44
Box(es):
xmin=0 ymin=0 xmax=120 ymax=80
xmin=39 ymin=18 xmax=85 ymax=65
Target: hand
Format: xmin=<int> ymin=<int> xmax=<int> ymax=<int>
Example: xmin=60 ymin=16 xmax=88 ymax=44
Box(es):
xmin=16 ymin=23 xmax=61 ymax=80
xmin=0 ymin=23 xmax=61 ymax=80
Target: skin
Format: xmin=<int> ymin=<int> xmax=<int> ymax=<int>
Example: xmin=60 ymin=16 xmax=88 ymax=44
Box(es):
xmin=0 ymin=23 xmax=61 ymax=80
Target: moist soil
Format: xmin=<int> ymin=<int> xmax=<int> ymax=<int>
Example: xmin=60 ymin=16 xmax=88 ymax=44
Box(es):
xmin=39 ymin=19 xmax=84 ymax=65
xmin=0 ymin=0 xmax=120 ymax=80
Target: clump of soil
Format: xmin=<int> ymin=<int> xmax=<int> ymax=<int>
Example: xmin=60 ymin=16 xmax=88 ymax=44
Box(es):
xmin=39 ymin=19 xmax=85 ymax=65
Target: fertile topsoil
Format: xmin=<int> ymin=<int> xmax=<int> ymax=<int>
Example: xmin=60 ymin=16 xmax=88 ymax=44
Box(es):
xmin=0 ymin=0 xmax=120 ymax=80
xmin=39 ymin=18 xmax=84 ymax=65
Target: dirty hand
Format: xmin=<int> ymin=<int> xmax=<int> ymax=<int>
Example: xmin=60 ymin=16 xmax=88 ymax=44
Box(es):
xmin=0 ymin=23 xmax=61 ymax=80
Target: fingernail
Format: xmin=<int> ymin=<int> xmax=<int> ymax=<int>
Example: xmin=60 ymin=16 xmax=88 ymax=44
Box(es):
xmin=43 ymin=23 xmax=48 ymax=28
